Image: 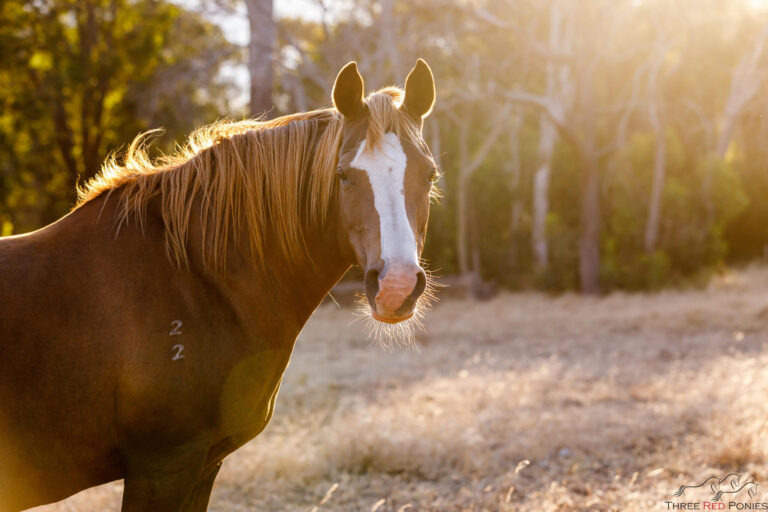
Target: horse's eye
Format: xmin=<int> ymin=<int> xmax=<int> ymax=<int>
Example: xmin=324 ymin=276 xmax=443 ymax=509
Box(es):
xmin=428 ymin=168 xmax=439 ymax=183
xmin=337 ymin=167 xmax=351 ymax=184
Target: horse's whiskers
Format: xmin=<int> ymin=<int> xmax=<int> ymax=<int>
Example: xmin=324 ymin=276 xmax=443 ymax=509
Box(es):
xmin=354 ymin=271 xmax=438 ymax=350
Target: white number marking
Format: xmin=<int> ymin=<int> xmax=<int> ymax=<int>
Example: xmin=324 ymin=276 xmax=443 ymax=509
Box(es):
xmin=172 ymin=344 xmax=185 ymax=360
xmin=169 ymin=320 xmax=183 ymax=336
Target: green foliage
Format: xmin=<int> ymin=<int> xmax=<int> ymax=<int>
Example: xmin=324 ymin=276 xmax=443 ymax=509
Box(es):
xmin=0 ymin=0 xmax=237 ymax=232
xmin=539 ymin=212 xmax=579 ymax=291
xmin=471 ymin=157 xmax=516 ymax=284
xmin=538 ymin=142 xmax=581 ymax=290
xmin=600 ymin=131 xmax=748 ymax=289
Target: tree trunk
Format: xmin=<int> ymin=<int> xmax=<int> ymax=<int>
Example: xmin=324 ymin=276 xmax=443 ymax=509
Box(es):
xmin=574 ymin=21 xmax=600 ymax=295
xmin=644 ymin=58 xmax=666 ymax=253
xmin=531 ymin=0 xmax=569 ymax=272
xmin=532 ymin=113 xmax=556 ymax=269
xmin=453 ymin=105 xmax=512 ymax=278
xmin=716 ymin=24 xmax=768 ymax=158
xmin=506 ymin=110 xmax=523 ymax=269
xmin=456 ymin=173 xmax=471 ymax=275
xmin=245 ymin=0 xmax=275 ymax=117
xmin=456 ymin=125 xmax=471 ymax=276
xmin=52 ymin=90 xmax=79 ymax=190
xmin=579 ymin=152 xmax=601 ymax=294
xmin=644 ymin=122 xmax=666 ymax=253
xmin=575 ymin=69 xmax=601 ymax=294
xmin=380 ymin=0 xmax=401 ymax=81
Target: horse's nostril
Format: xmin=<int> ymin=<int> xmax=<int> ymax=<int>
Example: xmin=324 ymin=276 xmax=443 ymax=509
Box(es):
xmin=364 ymin=269 xmax=380 ymax=309
xmin=413 ymin=270 xmax=427 ymax=297
xmin=394 ymin=270 xmax=427 ymax=317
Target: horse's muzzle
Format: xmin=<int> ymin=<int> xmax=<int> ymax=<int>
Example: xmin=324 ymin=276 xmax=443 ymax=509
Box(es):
xmin=364 ymin=262 xmax=427 ymax=323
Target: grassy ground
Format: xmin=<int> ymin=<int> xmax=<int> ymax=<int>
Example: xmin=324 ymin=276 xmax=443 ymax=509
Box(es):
xmin=34 ymin=267 xmax=768 ymax=511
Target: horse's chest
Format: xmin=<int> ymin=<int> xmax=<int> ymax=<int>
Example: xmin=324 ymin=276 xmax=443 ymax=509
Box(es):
xmin=117 ymin=340 xmax=291 ymax=453
xmin=217 ymin=352 xmax=286 ymax=439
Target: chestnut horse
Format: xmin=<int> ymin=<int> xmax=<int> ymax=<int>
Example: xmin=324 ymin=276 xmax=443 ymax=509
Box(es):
xmin=0 ymin=60 xmax=437 ymax=511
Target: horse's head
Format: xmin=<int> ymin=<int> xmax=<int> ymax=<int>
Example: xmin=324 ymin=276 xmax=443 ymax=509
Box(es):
xmin=332 ymin=60 xmax=437 ymax=324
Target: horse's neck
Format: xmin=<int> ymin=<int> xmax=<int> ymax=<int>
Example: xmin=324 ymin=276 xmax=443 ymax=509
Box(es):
xmin=54 ymin=187 xmax=352 ymax=344
xmin=36 ymin=193 xmax=350 ymax=348
xmin=191 ymin=209 xmax=353 ymax=341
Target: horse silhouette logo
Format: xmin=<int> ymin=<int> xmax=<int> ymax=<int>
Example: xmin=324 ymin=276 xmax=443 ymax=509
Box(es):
xmin=672 ymin=472 xmax=758 ymax=501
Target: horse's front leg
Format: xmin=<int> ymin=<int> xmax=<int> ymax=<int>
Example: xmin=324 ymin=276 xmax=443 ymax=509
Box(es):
xmin=180 ymin=461 xmax=223 ymax=512
xmin=120 ymin=449 xmax=208 ymax=512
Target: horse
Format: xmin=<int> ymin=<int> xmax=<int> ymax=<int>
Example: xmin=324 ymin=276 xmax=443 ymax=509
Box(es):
xmin=0 ymin=59 xmax=438 ymax=511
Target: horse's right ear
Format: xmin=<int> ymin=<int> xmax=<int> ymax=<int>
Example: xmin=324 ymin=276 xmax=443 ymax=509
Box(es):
xmin=333 ymin=62 xmax=365 ymax=117
xmin=402 ymin=59 xmax=435 ymax=119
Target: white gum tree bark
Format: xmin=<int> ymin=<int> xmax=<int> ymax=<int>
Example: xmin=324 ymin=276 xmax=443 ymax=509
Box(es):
xmin=531 ymin=0 xmax=572 ymax=271
xmin=245 ymin=0 xmax=275 ymax=117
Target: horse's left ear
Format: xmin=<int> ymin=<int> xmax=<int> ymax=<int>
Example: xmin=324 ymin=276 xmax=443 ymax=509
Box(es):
xmin=402 ymin=59 xmax=436 ymax=119
xmin=333 ymin=62 xmax=365 ymax=117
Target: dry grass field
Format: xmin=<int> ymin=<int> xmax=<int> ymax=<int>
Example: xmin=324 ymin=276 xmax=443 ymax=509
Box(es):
xmin=32 ymin=266 xmax=768 ymax=511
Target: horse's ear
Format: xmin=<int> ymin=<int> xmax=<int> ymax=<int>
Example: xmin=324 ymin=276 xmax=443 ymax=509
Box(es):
xmin=402 ymin=59 xmax=435 ymax=119
xmin=333 ymin=62 xmax=365 ymax=117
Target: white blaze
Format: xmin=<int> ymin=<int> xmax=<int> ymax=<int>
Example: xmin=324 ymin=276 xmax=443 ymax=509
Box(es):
xmin=351 ymin=132 xmax=419 ymax=269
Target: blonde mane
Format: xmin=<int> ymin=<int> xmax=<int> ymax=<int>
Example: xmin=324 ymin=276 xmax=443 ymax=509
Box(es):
xmin=77 ymin=87 xmax=425 ymax=269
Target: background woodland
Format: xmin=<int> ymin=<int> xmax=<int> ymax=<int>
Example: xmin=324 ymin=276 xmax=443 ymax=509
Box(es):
xmin=3 ymin=0 xmax=768 ymax=293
